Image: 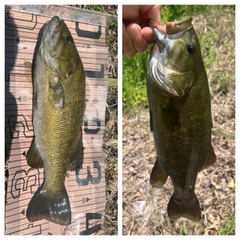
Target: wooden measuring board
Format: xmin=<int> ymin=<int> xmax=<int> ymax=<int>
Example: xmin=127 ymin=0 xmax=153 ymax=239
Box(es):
xmin=5 ymin=5 xmax=109 ymax=235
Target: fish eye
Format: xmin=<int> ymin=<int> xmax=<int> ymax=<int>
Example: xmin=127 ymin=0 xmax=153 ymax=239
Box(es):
xmin=66 ymin=36 xmax=73 ymax=44
xmin=187 ymin=44 xmax=195 ymax=54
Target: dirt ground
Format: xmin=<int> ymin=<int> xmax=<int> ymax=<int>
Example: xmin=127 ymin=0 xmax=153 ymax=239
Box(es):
xmin=122 ymin=9 xmax=235 ymax=235
xmin=122 ymin=106 xmax=235 ymax=235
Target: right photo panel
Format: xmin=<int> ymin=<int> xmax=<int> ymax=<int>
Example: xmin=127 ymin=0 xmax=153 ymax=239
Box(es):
xmin=122 ymin=5 xmax=235 ymax=235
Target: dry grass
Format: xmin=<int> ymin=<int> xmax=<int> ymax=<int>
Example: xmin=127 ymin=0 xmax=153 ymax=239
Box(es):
xmin=103 ymin=86 xmax=118 ymax=235
xmin=122 ymin=7 xmax=235 ymax=235
xmin=122 ymin=110 xmax=235 ymax=235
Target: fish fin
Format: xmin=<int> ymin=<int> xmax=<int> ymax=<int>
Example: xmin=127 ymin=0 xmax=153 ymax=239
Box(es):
xmin=150 ymin=158 xmax=168 ymax=187
xmin=68 ymin=133 xmax=84 ymax=171
xmin=201 ymin=144 xmax=216 ymax=171
xmin=167 ymin=192 xmax=201 ymax=222
xmin=149 ymin=108 xmax=154 ymax=131
xmin=26 ymin=139 xmax=44 ymax=168
xmin=48 ymin=77 xmax=64 ymax=109
xmin=26 ymin=184 xmax=71 ymax=225
xmin=160 ymin=99 xmax=180 ymax=130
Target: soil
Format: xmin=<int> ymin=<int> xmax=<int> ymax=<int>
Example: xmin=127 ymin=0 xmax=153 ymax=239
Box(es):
xmin=122 ymin=104 xmax=235 ymax=235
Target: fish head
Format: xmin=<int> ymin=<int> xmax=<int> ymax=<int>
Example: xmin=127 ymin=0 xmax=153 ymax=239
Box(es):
xmin=148 ymin=17 xmax=204 ymax=97
xmin=39 ymin=16 xmax=80 ymax=79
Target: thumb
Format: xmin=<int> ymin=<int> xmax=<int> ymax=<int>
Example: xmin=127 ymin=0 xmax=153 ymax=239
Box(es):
xmin=146 ymin=5 xmax=161 ymax=24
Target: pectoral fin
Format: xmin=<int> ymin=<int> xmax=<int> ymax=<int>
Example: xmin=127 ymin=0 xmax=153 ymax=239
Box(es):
xmin=68 ymin=132 xmax=84 ymax=171
xmin=149 ymin=108 xmax=154 ymax=132
xmin=160 ymin=99 xmax=180 ymax=130
xmin=49 ymin=77 xmax=64 ymax=109
xmin=26 ymin=139 xmax=44 ymax=168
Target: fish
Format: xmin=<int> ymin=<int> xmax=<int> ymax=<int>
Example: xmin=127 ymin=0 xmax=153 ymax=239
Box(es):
xmin=147 ymin=17 xmax=216 ymax=222
xmin=26 ymin=16 xmax=85 ymax=225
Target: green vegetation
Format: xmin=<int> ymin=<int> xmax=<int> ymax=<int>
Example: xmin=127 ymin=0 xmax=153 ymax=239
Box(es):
xmin=123 ymin=50 xmax=150 ymax=112
xmin=160 ymin=5 xmax=211 ymax=23
xmin=123 ymin=5 xmax=235 ymax=112
xmin=219 ymin=210 xmax=235 ymax=235
xmin=108 ymin=77 xmax=118 ymax=87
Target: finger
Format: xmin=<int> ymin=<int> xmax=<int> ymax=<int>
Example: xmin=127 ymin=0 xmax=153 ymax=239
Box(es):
xmin=123 ymin=5 xmax=161 ymax=26
xmin=141 ymin=27 xmax=155 ymax=44
xmin=142 ymin=23 xmax=166 ymax=44
xmin=122 ymin=23 xmax=137 ymax=57
xmin=127 ymin=23 xmax=148 ymax=53
xmin=123 ymin=5 xmax=140 ymax=20
xmin=138 ymin=5 xmax=159 ymax=15
xmin=145 ymin=5 xmax=161 ymax=24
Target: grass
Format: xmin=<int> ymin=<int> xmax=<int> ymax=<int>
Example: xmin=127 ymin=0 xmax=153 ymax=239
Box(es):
xmin=160 ymin=5 xmax=211 ymax=23
xmin=219 ymin=211 xmax=235 ymax=235
xmin=122 ymin=50 xmax=150 ymax=112
xmin=103 ymin=85 xmax=118 ymax=235
xmin=108 ymin=78 xmax=118 ymax=87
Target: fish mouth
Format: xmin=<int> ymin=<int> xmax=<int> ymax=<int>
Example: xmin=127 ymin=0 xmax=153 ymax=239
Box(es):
xmin=149 ymin=17 xmax=192 ymax=37
xmin=45 ymin=16 xmax=63 ymax=39
xmin=38 ymin=16 xmax=65 ymax=75
xmin=51 ymin=16 xmax=64 ymax=37
xmin=149 ymin=17 xmax=192 ymax=54
xmin=148 ymin=17 xmax=193 ymax=96
xmin=40 ymin=16 xmax=64 ymax=49
xmin=166 ymin=17 xmax=192 ymax=35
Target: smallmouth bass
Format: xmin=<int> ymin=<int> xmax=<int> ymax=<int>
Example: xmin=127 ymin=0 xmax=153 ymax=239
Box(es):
xmin=26 ymin=16 xmax=85 ymax=225
xmin=147 ymin=17 xmax=216 ymax=222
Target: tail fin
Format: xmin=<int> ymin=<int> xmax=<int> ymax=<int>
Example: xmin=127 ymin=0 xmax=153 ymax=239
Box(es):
xmin=167 ymin=192 xmax=201 ymax=222
xmin=26 ymin=185 xmax=71 ymax=225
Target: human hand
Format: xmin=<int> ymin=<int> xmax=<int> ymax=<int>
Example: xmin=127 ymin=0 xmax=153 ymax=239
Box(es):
xmin=123 ymin=5 xmax=161 ymax=57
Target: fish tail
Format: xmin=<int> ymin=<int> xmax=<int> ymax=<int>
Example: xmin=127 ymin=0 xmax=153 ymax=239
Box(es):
xmin=26 ymin=184 xmax=71 ymax=225
xmin=167 ymin=192 xmax=201 ymax=222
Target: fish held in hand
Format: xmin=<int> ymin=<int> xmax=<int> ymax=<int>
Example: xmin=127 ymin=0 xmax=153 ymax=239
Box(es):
xmin=26 ymin=16 xmax=85 ymax=225
xmin=147 ymin=17 xmax=216 ymax=222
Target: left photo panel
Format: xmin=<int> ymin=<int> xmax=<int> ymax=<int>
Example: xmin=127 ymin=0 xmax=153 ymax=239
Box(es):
xmin=5 ymin=5 xmax=118 ymax=235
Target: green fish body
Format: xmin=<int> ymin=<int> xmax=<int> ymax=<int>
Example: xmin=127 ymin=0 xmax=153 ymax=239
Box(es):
xmin=26 ymin=16 xmax=85 ymax=225
xmin=147 ymin=17 xmax=216 ymax=222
